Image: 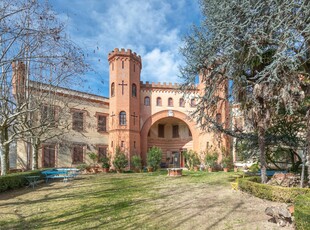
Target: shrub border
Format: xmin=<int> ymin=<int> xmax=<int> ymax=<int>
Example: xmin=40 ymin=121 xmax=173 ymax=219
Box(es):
xmin=238 ymin=176 xmax=310 ymax=203
xmin=0 ymin=170 xmax=42 ymax=193
xmin=238 ymin=176 xmax=310 ymax=230
xmin=294 ymin=194 xmax=310 ymax=230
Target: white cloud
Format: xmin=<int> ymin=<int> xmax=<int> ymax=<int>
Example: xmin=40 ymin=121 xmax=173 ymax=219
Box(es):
xmin=50 ymin=0 xmax=200 ymax=96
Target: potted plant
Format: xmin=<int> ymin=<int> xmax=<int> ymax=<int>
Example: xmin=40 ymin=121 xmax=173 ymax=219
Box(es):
xmin=222 ymin=155 xmax=232 ymax=172
xmin=131 ymin=155 xmax=142 ymax=172
xmin=183 ymin=150 xmax=199 ymax=171
xmin=146 ymin=146 xmax=162 ymax=172
xmin=205 ymin=152 xmax=218 ymax=172
xmin=112 ymin=147 xmax=128 ymax=173
xmin=88 ymin=152 xmax=99 ymax=173
xmin=100 ymin=156 xmax=111 ymax=173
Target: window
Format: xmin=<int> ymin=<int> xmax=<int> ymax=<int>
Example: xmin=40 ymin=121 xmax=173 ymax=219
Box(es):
xmin=158 ymin=124 xmax=165 ymax=138
xmin=72 ymin=145 xmax=84 ymax=164
xmin=111 ymin=82 xmax=115 ymax=97
xmin=43 ymin=144 xmax=56 ymax=168
xmin=188 ymin=127 xmax=192 ymax=137
xmin=119 ymin=111 xmax=126 ymax=125
xmin=156 ymin=97 xmax=162 ymax=106
xmin=112 ymin=62 xmax=114 ymax=71
xmin=122 ymin=61 xmax=124 ymax=69
xmin=98 ymin=115 xmax=107 ymax=132
xmin=41 ymin=105 xmax=57 ymax=127
xmin=111 ymin=141 xmax=113 ymax=147
xmin=98 ymin=146 xmax=107 ymax=161
xmin=132 ymin=83 xmax=137 ymax=97
xmin=121 ymin=141 xmax=124 ymax=148
xmin=144 ymin=96 xmax=150 ymax=106
xmin=72 ymin=111 xmax=84 ymax=131
xmin=179 ymin=98 xmax=185 ymax=107
xmin=168 ymin=98 xmax=173 ymax=107
xmin=216 ymin=113 xmax=222 ymax=124
xmin=172 ymin=125 xmax=179 ymax=138
xmin=134 ymin=141 xmax=136 ymax=148
xmin=190 ymin=99 xmax=196 ymax=107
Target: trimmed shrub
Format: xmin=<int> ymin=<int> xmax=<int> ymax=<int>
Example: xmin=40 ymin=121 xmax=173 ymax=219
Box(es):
xmin=238 ymin=176 xmax=310 ymax=203
xmin=113 ymin=147 xmax=128 ymax=172
xmin=146 ymin=146 xmax=162 ymax=171
xmin=294 ymin=194 xmax=310 ymax=230
xmin=0 ymin=170 xmax=42 ymax=193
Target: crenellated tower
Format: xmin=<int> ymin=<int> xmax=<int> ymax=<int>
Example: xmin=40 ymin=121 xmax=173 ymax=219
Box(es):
xmin=108 ymin=48 xmax=142 ymax=167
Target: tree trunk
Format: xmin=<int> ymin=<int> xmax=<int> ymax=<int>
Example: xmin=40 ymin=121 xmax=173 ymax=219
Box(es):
xmin=31 ymin=137 xmax=40 ymax=170
xmin=258 ymin=125 xmax=267 ymax=183
xmin=306 ymin=109 xmax=310 ymax=187
xmin=0 ymin=127 xmax=9 ymax=176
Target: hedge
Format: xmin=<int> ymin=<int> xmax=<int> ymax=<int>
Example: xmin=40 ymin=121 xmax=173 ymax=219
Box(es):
xmin=0 ymin=170 xmax=42 ymax=193
xmin=294 ymin=194 xmax=310 ymax=230
xmin=238 ymin=176 xmax=310 ymax=203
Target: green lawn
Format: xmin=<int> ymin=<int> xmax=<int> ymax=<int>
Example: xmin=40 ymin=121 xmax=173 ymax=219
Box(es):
xmin=0 ymin=171 xmax=285 ymax=230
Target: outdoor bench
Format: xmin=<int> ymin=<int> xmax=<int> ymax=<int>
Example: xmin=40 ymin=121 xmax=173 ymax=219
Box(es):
xmin=41 ymin=168 xmax=79 ymax=183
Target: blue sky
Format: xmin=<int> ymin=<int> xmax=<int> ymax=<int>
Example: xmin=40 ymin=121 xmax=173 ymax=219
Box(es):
xmin=50 ymin=0 xmax=202 ymax=97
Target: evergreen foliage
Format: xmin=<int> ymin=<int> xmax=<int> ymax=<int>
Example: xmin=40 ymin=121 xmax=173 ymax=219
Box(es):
xmin=146 ymin=146 xmax=162 ymax=170
xmin=113 ymin=147 xmax=128 ymax=172
xmin=181 ymin=0 xmax=310 ymax=183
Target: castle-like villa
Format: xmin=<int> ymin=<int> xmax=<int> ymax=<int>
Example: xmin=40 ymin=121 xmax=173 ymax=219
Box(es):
xmin=15 ymin=48 xmax=230 ymax=169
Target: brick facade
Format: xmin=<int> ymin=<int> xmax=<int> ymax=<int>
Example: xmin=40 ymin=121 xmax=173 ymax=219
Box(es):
xmin=14 ymin=48 xmax=230 ymax=169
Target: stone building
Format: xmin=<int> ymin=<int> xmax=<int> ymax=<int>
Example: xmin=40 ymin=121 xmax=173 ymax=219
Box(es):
xmin=14 ymin=48 xmax=230 ymax=170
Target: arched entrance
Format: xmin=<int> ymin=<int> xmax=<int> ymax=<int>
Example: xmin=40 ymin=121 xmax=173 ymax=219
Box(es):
xmin=140 ymin=110 xmax=199 ymax=166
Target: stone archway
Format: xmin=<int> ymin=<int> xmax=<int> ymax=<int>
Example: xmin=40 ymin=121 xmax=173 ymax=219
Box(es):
xmin=140 ymin=110 xmax=199 ymax=164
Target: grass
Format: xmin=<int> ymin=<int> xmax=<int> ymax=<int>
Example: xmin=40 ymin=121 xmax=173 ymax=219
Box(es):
xmin=0 ymin=171 xmax=255 ymax=229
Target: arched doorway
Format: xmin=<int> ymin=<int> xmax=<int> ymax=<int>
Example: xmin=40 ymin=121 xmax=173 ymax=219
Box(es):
xmin=147 ymin=117 xmax=192 ymax=167
xmin=140 ymin=110 xmax=199 ymax=166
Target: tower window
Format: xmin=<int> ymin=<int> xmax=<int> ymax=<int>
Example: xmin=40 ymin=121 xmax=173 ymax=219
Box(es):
xmin=216 ymin=113 xmax=222 ymax=124
xmin=156 ymin=97 xmax=162 ymax=106
xmin=122 ymin=61 xmax=124 ymax=69
xmin=179 ymin=98 xmax=185 ymax=107
xmin=119 ymin=111 xmax=126 ymax=126
xmin=132 ymin=83 xmax=137 ymax=97
xmin=168 ymin=98 xmax=173 ymax=107
xmin=134 ymin=141 xmax=136 ymax=148
xmin=172 ymin=125 xmax=179 ymax=138
xmin=144 ymin=96 xmax=150 ymax=106
xmin=158 ymin=124 xmax=165 ymax=138
xmin=112 ymin=62 xmax=114 ymax=71
xmin=190 ymin=99 xmax=196 ymax=107
xmin=111 ymin=82 xmax=115 ymax=97
xmin=121 ymin=141 xmax=124 ymax=148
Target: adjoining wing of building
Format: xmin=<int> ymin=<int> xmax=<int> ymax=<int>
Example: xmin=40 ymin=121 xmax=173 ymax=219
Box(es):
xmin=12 ymin=48 xmax=231 ymax=170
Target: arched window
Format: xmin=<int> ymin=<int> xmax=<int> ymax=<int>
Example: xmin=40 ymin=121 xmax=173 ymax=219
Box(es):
xmin=144 ymin=96 xmax=150 ymax=106
xmin=168 ymin=98 xmax=173 ymax=107
xmin=156 ymin=97 xmax=162 ymax=106
xmin=111 ymin=82 xmax=115 ymax=97
xmin=216 ymin=113 xmax=222 ymax=124
xmin=179 ymin=98 xmax=185 ymax=107
xmin=132 ymin=83 xmax=137 ymax=97
xmin=119 ymin=111 xmax=126 ymax=125
xmin=190 ymin=99 xmax=196 ymax=107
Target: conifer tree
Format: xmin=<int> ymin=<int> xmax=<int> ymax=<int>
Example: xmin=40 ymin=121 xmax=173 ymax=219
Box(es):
xmin=181 ymin=0 xmax=309 ymax=183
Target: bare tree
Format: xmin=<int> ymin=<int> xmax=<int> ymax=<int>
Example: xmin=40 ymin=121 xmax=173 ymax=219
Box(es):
xmin=0 ymin=0 xmax=87 ymax=175
xmin=180 ymin=0 xmax=309 ymax=183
